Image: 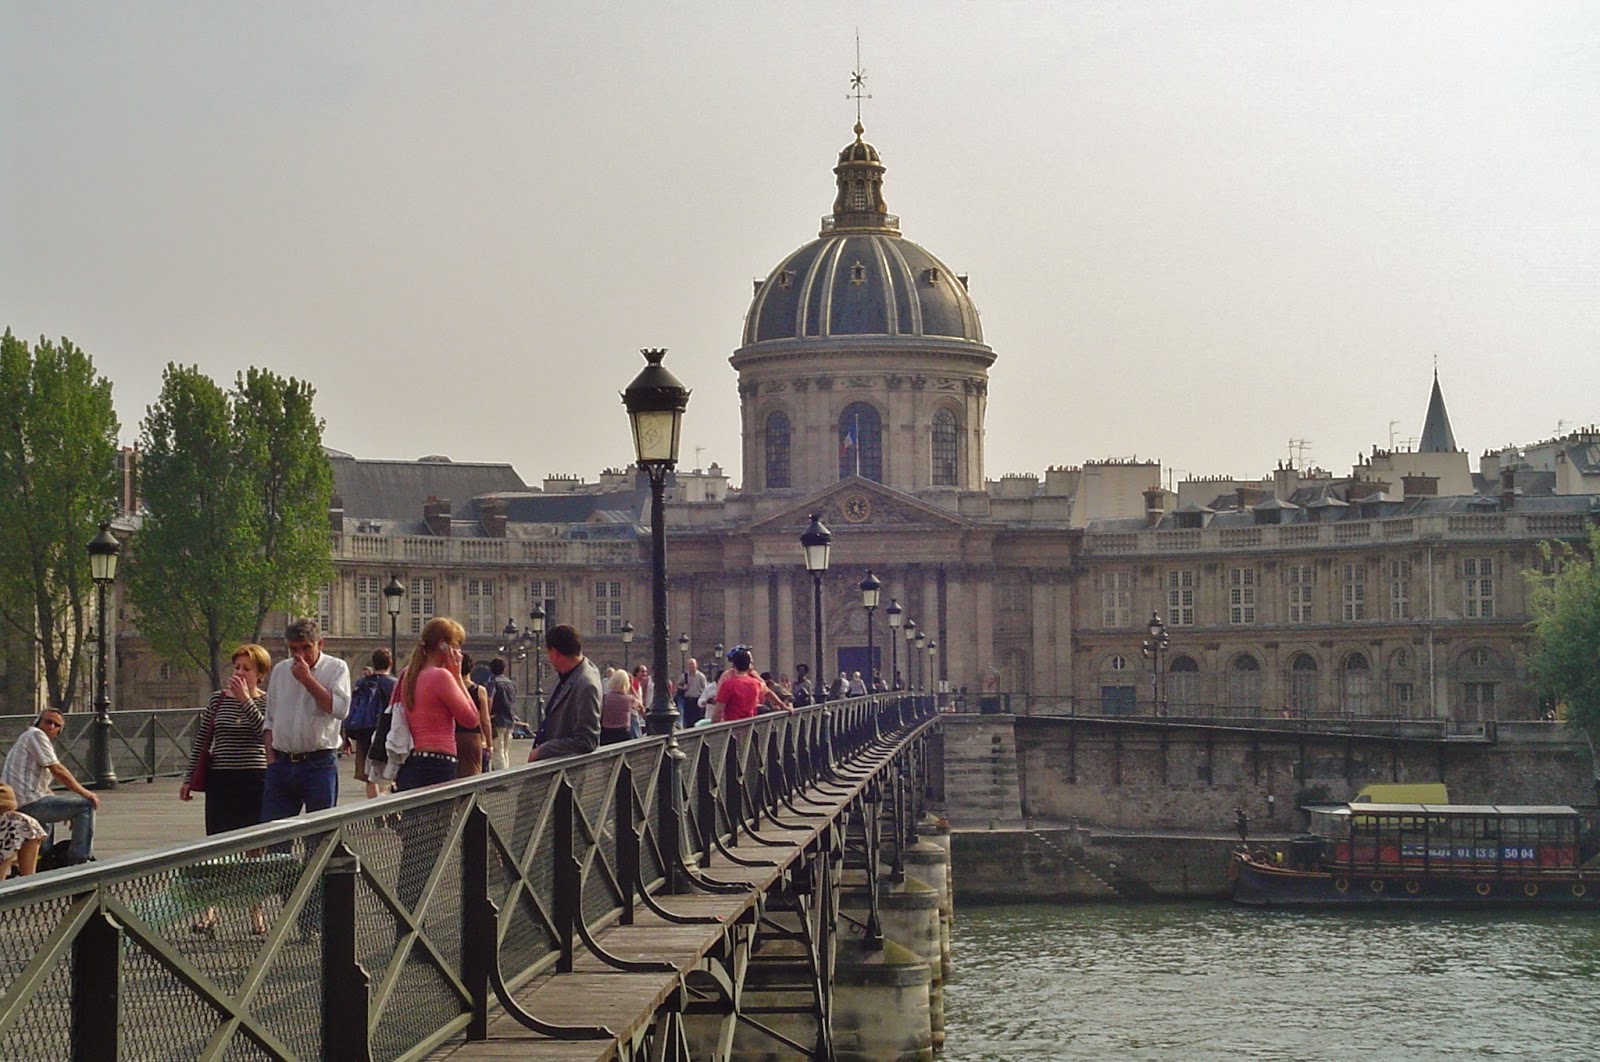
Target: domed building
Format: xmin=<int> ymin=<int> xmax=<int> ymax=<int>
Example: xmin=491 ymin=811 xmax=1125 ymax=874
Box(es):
xmin=733 ymin=123 xmax=994 ymax=496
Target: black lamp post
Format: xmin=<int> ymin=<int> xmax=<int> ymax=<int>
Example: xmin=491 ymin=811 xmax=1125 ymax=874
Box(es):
xmin=860 ymin=570 xmax=881 ymax=688
xmin=621 ymin=620 xmax=634 ymax=672
xmin=1141 ymin=611 xmax=1170 ymax=716
xmin=927 ymin=639 xmax=938 ymax=699
xmin=621 ymin=347 xmax=689 ymax=738
xmin=528 ymin=602 xmax=546 ymax=726
xmin=886 ymin=598 xmax=903 ymax=690
xmin=904 ymin=618 xmax=918 ymax=691
xmin=913 ymin=628 xmax=927 ymax=694
xmin=677 ymin=632 xmax=689 ymax=682
xmin=87 ymin=524 xmax=121 ymax=790
xmin=801 ymin=514 xmax=832 ymax=702
xmin=383 ymin=575 xmax=405 ymax=665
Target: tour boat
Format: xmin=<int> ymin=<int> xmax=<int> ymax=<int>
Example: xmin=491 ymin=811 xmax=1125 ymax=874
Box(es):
xmin=1230 ymin=802 xmax=1599 ymax=906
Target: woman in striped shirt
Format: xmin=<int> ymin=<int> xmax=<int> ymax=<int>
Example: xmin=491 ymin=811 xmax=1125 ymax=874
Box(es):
xmin=180 ymin=643 xmax=271 ymax=934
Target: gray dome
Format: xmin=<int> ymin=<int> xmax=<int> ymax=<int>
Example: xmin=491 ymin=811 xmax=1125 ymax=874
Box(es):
xmin=743 ymin=233 xmax=984 ymax=346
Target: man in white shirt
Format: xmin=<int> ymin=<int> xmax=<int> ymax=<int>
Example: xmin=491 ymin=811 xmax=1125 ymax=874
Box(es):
xmin=262 ymin=618 xmax=351 ymax=821
xmin=0 ymin=709 xmax=99 ymax=863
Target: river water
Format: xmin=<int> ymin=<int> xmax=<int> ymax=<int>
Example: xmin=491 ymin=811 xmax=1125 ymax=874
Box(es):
xmin=942 ymin=902 xmax=1600 ymax=1061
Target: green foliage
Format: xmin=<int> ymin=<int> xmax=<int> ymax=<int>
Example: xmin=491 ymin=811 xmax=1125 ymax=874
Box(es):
xmin=0 ymin=330 xmax=120 ymax=710
xmin=130 ymin=365 xmax=332 ymax=688
xmin=1527 ymin=529 xmax=1600 ymax=740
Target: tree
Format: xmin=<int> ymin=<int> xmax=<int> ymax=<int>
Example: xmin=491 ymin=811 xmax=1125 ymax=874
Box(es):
xmin=130 ymin=365 xmax=333 ymax=689
xmin=0 ymin=330 xmax=120 ymax=711
xmin=1527 ymin=529 xmax=1600 ymax=738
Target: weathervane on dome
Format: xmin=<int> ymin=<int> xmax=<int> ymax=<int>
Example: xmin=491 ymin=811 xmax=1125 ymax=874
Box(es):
xmin=848 ymin=30 xmax=871 ymax=128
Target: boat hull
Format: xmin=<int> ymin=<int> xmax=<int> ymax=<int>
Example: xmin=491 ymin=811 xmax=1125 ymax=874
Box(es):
xmin=1231 ymin=857 xmax=1600 ymax=908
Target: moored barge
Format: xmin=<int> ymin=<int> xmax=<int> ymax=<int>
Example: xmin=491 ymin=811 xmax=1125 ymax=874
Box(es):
xmin=1231 ymin=802 xmax=1599 ymax=907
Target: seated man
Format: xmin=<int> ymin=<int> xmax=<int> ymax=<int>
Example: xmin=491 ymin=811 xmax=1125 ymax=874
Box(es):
xmin=0 ymin=709 xmax=99 ymax=865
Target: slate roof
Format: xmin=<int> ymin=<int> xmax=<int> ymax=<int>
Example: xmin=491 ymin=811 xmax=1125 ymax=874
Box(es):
xmin=330 ymin=451 xmax=528 ymax=520
xmin=1419 ymin=373 xmax=1459 ymax=453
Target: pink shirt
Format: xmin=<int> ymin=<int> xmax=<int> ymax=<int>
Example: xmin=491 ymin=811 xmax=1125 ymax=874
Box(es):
xmin=406 ymin=666 xmax=480 ymax=754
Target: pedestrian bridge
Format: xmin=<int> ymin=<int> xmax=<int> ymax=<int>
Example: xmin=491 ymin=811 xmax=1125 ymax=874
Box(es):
xmin=0 ymin=695 xmax=948 ymax=1061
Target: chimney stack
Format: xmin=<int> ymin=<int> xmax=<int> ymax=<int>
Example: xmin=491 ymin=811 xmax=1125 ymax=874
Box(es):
xmin=480 ymin=496 xmax=507 ymax=538
xmin=1401 ymin=474 xmax=1438 ymax=500
xmin=1143 ymin=487 xmax=1167 ymax=528
xmin=1236 ymin=485 xmax=1266 ymax=509
xmin=1500 ymin=468 xmax=1517 ymax=511
xmin=423 ymin=496 xmax=452 ymax=537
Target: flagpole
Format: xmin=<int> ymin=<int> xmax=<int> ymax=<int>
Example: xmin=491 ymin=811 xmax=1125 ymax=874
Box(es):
xmin=854 ymin=413 xmax=861 ymax=477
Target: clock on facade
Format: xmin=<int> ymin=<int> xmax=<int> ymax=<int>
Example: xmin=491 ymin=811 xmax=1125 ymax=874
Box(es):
xmin=842 ymin=493 xmax=871 ymax=523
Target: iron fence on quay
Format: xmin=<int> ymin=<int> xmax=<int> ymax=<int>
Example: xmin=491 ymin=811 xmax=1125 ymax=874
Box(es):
xmin=0 ymin=693 xmax=934 ymax=1061
xmin=0 ymin=708 xmax=200 ymax=785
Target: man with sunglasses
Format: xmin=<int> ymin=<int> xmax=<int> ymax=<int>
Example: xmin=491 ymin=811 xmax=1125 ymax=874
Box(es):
xmin=0 ymin=709 xmax=99 ymax=865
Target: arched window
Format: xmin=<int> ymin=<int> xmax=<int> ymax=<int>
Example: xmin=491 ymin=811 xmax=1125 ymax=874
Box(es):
xmin=1289 ymin=653 xmax=1319 ymax=716
xmin=1342 ymin=652 xmax=1375 ymax=715
xmin=931 ymin=409 xmax=959 ymax=486
xmin=838 ymin=402 xmax=883 ymax=482
xmin=1227 ymin=655 xmax=1261 ymax=712
xmin=1168 ymin=654 xmax=1201 ymax=711
xmin=764 ymin=411 xmax=791 ymax=489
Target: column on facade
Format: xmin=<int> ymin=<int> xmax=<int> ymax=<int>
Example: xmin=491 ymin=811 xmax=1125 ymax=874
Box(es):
xmin=973 ymin=575 xmax=996 ymax=693
xmin=722 ymin=576 xmax=743 ymax=656
xmin=670 ymin=581 xmax=694 ymax=658
xmin=775 ymin=573 xmax=795 ymax=680
xmin=751 ymin=571 xmax=772 ymax=673
xmin=923 ymin=567 xmax=941 ymax=687
xmin=1030 ymin=578 xmax=1056 ymax=699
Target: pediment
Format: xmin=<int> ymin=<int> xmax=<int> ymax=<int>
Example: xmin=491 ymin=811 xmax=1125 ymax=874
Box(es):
xmin=740 ymin=477 xmax=976 ymax=537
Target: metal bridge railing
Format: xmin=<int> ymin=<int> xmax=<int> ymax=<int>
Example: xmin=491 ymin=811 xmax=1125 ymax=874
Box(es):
xmin=0 ymin=709 xmax=200 ymax=785
xmin=0 ymin=693 xmax=935 ymax=1061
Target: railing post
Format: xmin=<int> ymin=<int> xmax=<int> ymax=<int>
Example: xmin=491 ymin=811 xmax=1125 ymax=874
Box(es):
xmin=144 ymin=718 xmax=157 ymax=782
xmin=322 ymin=846 xmax=372 ymax=1061
xmin=463 ymin=804 xmax=491 ymax=1040
xmin=554 ymin=778 xmax=579 ymax=971
xmin=616 ymin=762 xmax=639 ymax=923
xmin=657 ymin=742 xmax=687 ymax=893
xmin=696 ymin=744 xmax=717 ymax=869
xmin=72 ymin=905 xmax=122 ymax=1061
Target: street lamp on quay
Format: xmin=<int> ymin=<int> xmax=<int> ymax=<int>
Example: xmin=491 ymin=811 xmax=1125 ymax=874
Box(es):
xmin=383 ymin=576 xmax=405 ymax=667
xmin=886 ymin=599 xmax=903 ymax=690
xmin=903 ymin=619 xmax=918 ymax=691
xmin=677 ymin=632 xmax=689 ymax=683
xmin=620 ymin=620 xmax=635 ymax=672
xmin=927 ymin=639 xmax=938 ymax=700
xmin=800 ymin=514 xmax=833 ymax=703
xmin=913 ymin=628 xmax=927 ymax=694
xmin=621 ymin=347 xmax=690 ymax=739
xmin=528 ymin=602 xmax=546 ymax=726
xmin=87 ymin=524 xmax=121 ymax=790
xmin=1142 ymin=611 xmax=1170 ymax=716
xmin=859 ymin=570 xmax=881 ymax=688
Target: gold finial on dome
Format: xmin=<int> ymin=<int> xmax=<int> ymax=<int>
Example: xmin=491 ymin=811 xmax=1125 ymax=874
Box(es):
xmin=854 ymin=121 xmax=865 ymax=140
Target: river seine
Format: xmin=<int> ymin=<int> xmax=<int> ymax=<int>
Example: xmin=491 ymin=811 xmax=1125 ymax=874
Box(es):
xmin=942 ymin=902 xmax=1600 ymax=1061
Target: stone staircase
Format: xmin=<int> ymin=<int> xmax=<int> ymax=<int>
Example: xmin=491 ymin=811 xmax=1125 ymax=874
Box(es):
xmin=936 ymin=716 xmax=1023 ymax=828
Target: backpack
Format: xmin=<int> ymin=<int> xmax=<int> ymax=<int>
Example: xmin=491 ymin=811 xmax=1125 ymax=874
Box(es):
xmin=347 ymin=674 xmax=390 ymax=732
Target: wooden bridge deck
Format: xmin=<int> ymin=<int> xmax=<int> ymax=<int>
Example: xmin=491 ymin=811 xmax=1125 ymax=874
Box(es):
xmin=427 ymin=749 xmax=891 ymax=1061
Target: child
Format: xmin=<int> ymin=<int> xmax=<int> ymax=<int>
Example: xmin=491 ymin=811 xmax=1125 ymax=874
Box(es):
xmin=0 ymin=782 xmax=46 ymax=879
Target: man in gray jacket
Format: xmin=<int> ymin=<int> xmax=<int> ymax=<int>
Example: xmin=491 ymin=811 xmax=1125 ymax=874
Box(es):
xmin=528 ymin=624 xmax=602 ymax=762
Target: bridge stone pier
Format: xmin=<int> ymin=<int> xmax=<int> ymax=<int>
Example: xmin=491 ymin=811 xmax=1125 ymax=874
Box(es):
xmin=0 ymin=696 xmax=946 ymax=1062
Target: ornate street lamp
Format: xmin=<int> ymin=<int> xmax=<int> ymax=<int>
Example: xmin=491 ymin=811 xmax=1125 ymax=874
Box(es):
xmin=913 ymin=628 xmax=927 ymax=695
xmin=621 ymin=347 xmax=689 ymax=738
xmin=886 ymin=598 xmax=903 ymax=691
xmin=800 ymin=514 xmax=832 ymax=702
xmin=621 ymin=620 xmax=635 ymax=672
xmin=904 ymin=618 xmax=918 ymax=691
xmin=927 ymin=639 xmax=938 ymax=700
xmin=87 ymin=524 xmax=121 ymax=789
xmin=529 ymin=602 xmax=546 ymax=724
xmin=1141 ymin=611 xmax=1171 ymax=716
xmin=502 ymin=616 xmax=519 ymax=650
xmin=860 ymin=570 xmax=881 ymax=689
xmin=677 ymin=632 xmax=689 ymax=685
xmin=383 ymin=576 xmax=405 ymax=665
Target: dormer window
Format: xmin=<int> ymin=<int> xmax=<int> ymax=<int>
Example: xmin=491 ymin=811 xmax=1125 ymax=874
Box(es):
xmin=925 ymin=268 xmax=941 ymax=285
xmin=849 ymin=262 xmax=867 ymax=285
xmin=776 ymin=270 xmax=793 ymax=289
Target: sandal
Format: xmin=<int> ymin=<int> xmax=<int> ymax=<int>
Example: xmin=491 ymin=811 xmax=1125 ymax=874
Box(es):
xmin=191 ymin=911 xmax=218 ymax=937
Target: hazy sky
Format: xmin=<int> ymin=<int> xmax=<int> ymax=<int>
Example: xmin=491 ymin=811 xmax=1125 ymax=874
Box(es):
xmin=4 ymin=3 xmax=1596 ymax=490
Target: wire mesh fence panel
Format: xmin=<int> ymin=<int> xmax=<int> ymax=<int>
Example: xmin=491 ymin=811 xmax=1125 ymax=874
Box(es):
xmin=626 ymin=744 xmax=667 ymax=889
xmin=0 ymin=896 xmax=74 ymax=1062
xmin=479 ymin=776 xmax=559 ymax=984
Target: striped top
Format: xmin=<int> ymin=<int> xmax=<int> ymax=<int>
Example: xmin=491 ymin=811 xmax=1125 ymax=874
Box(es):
xmin=185 ymin=690 xmax=269 ymax=781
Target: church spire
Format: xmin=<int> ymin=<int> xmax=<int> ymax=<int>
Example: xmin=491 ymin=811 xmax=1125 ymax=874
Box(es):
xmin=1418 ymin=370 xmax=1459 ymax=453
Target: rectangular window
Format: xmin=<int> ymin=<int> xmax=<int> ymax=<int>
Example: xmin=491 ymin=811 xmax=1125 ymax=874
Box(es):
xmin=409 ymin=576 xmax=435 ymax=635
xmin=1100 ymin=571 xmax=1131 ymax=628
xmin=465 ymin=578 xmax=495 ymax=636
xmin=1166 ymin=570 xmax=1195 ymax=627
xmin=529 ymin=579 xmax=558 ymax=627
xmin=315 ymin=583 xmax=333 ymax=634
xmin=356 ymin=575 xmax=381 ymax=637
xmin=1463 ymin=557 xmax=1495 ymax=618
xmin=1342 ymin=562 xmax=1366 ymax=622
xmin=595 ymin=580 xmax=624 ymax=634
xmin=1389 ymin=559 xmax=1411 ymax=620
xmin=1228 ymin=568 xmax=1256 ymax=625
xmin=1287 ymin=565 xmax=1314 ymax=624
xmin=1464 ymin=681 xmax=1496 ymax=710
xmin=1393 ymin=682 xmax=1414 ymax=713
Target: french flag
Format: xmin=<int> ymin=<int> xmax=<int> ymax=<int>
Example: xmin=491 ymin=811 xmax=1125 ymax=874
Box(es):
xmin=839 ymin=419 xmax=858 ymax=458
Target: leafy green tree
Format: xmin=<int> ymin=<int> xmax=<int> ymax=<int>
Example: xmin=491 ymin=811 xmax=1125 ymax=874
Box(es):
xmin=130 ymin=365 xmax=332 ymax=688
xmin=1527 ymin=529 xmax=1600 ymax=738
xmin=129 ymin=366 xmax=256 ymax=690
xmin=0 ymin=330 xmax=120 ymax=711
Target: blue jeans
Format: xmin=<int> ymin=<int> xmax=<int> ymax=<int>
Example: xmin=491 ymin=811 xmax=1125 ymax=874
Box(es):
xmin=19 ymin=794 xmax=95 ymax=861
xmin=394 ymin=755 xmax=456 ymax=792
xmin=260 ymin=754 xmax=339 ymax=821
